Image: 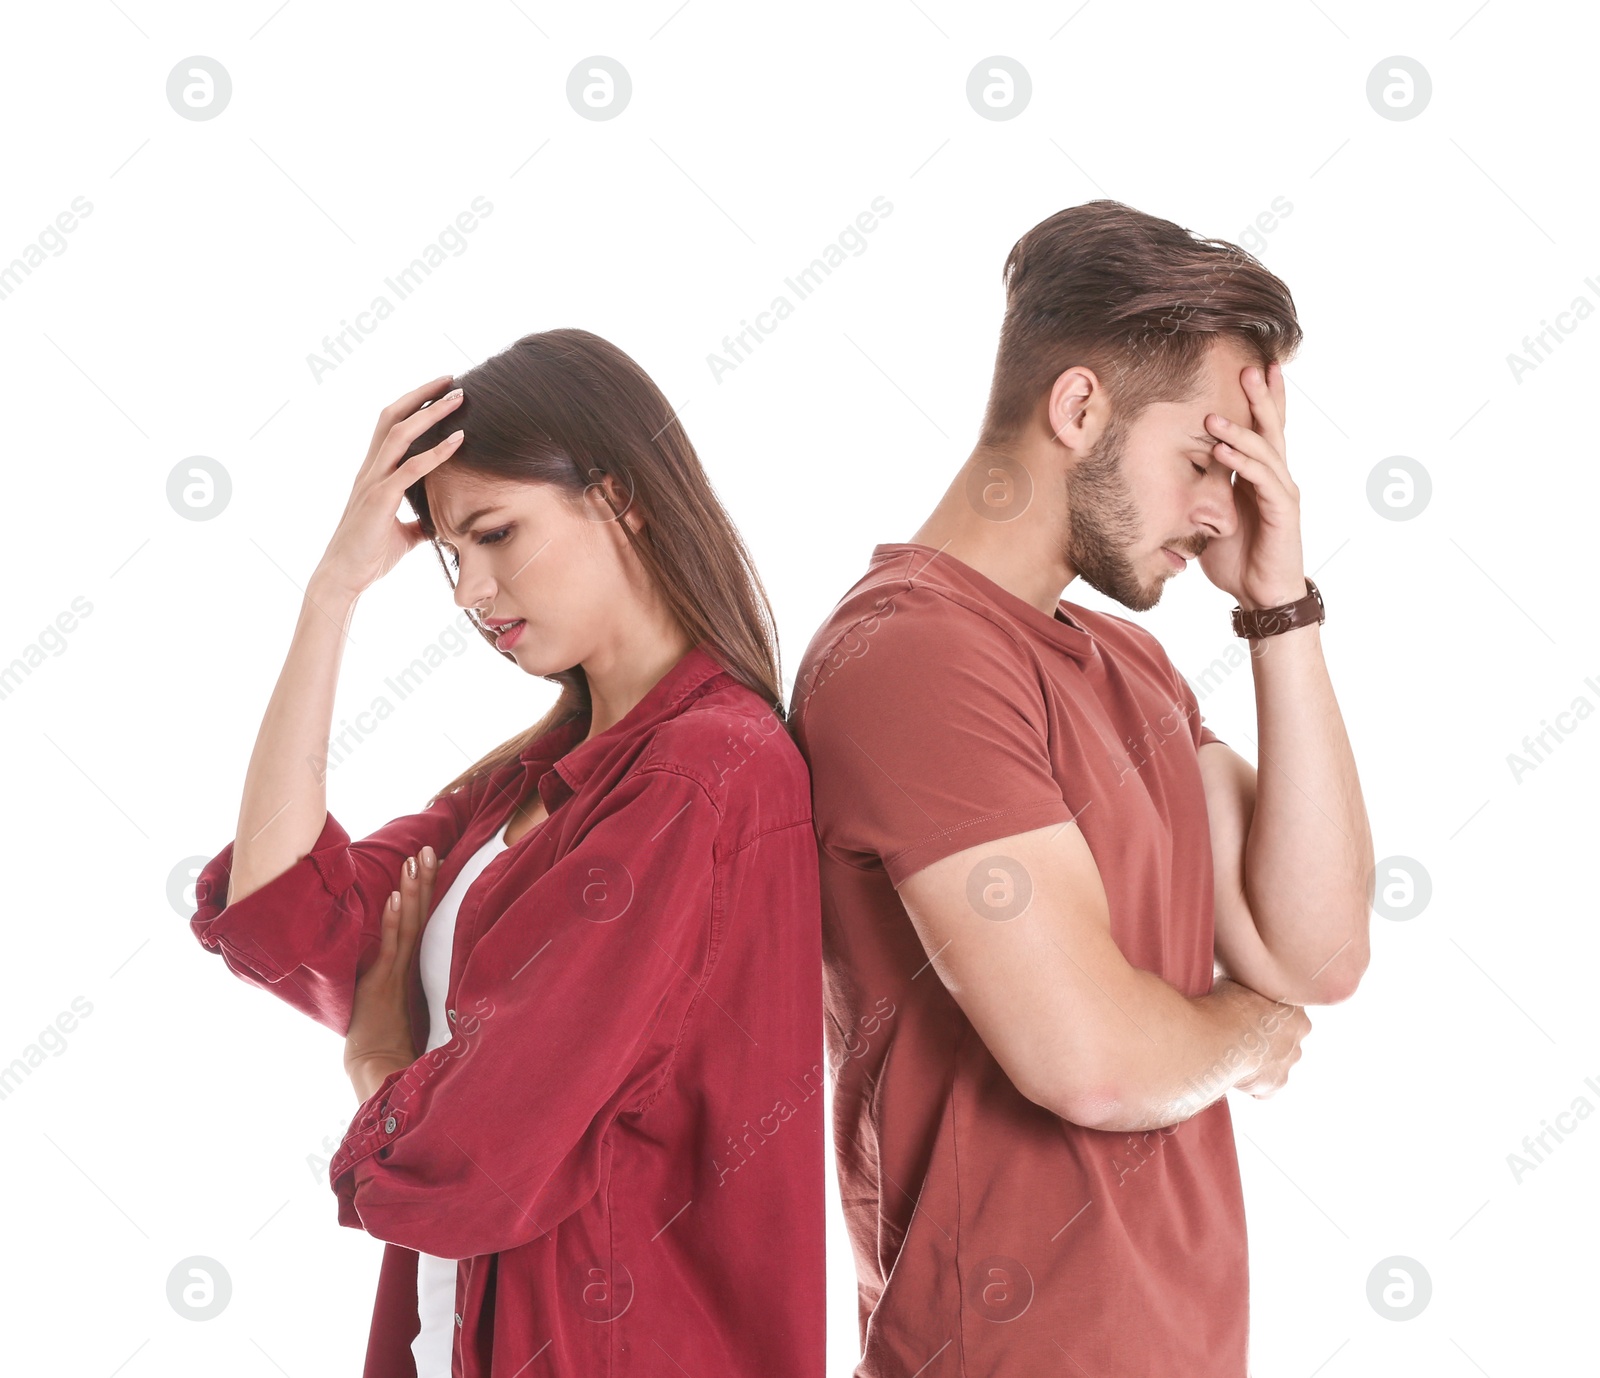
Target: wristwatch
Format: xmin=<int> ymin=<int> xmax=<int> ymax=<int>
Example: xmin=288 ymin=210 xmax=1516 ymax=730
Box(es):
xmin=1231 ymin=577 xmax=1324 ymax=639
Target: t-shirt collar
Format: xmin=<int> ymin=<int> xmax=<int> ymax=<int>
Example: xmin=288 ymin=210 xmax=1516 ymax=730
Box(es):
xmin=870 ymin=542 xmax=1099 ymax=663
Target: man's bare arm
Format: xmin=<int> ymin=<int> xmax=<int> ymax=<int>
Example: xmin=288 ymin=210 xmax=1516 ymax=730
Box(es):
xmin=896 ymin=819 xmax=1310 ymax=1134
xmin=1200 ymin=619 xmax=1373 ymax=1006
xmin=1192 ymin=358 xmax=1373 ymax=1005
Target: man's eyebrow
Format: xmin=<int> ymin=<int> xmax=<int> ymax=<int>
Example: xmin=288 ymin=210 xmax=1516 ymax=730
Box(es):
xmin=1188 ymin=433 xmax=1220 ymax=448
xmin=436 ymin=505 xmax=507 ymax=541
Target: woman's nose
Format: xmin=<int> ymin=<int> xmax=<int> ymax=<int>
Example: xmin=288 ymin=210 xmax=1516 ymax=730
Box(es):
xmin=455 ymin=576 xmax=494 ymax=612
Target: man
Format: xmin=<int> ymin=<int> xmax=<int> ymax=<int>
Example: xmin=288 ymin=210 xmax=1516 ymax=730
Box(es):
xmin=788 ymin=200 xmax=1373 ymax=1376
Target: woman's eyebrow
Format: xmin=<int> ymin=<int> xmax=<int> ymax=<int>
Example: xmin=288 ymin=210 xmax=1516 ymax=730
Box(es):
xmin=437 ymin=505 xmax=507 ymax=540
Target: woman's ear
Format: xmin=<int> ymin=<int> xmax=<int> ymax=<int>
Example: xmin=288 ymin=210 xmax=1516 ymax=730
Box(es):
xmin=580 ymin=469 xmax=639 ymax=530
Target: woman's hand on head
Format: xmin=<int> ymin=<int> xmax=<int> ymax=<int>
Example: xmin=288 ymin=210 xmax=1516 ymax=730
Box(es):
xmin=314 ymin=376 xmax=467 ymax=599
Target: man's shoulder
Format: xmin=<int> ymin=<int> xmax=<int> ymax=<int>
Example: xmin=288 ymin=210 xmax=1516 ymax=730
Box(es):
xmin=789 ymin=590 xmax=1051 ymax=774
xmin=794 ymin=575 xmax=1030 ymax=713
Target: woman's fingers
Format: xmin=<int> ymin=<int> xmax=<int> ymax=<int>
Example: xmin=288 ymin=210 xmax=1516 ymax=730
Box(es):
xmin=371 ymin=387 xmax=466 ymax=487
xmin=365 ymin=374 xmax=455 ymax=468
xmin=420 ymin=845 xmax=437 ymax=913
xmin=390 ymin=420 xmax=466 ymax=491
xmin=396 ymin=855 xmax=423 ymax=952
xmin=384 ymin=374 xmax=456 ymax=424
xmin=376 ymin=888 xmax=401 ymax=965
xmin=392 ymin=850 xmax=439 ymax=972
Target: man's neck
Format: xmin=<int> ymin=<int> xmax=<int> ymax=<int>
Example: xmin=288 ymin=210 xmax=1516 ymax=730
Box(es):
xmin=908 ymin=446 xmax=1076 ymax=619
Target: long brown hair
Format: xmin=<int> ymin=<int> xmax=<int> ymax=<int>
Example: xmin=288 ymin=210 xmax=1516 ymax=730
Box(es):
xmin=981 ymin=199 xmax=1303 ymax=444
xmin=399 ymin=328 xmax=785 ymax=806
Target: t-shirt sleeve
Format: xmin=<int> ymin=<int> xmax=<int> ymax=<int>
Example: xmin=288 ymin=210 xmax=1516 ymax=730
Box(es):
xmin=795 ymin=590 xmax=1076 ymax=889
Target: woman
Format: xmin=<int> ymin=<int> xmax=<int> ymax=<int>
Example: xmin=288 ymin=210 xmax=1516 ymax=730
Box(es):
xmin=188 ymin=330 xmax=825 ymax=1377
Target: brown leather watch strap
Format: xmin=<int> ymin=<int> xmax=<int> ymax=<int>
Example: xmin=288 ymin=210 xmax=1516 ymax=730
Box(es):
xmin=1231 ymin=576 xmax=1324 ymax=639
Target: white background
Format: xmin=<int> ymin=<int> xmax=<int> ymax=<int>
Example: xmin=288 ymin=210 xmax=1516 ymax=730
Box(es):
xmin=1 ymin=1 xmax=1595 ymax=1374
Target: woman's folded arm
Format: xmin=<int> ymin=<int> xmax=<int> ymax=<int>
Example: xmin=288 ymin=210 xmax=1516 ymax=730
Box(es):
xmin=328 ymin=762 xmax=723 ymax=1259
xmin=189 ymin=782 xmax=484 ymax=1034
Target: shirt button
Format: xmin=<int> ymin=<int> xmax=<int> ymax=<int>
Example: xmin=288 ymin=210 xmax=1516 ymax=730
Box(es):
xmin=383 ymin=1115 xmax=397 ymax=1133
xmin=454 ymin=1312 xmax=463 ymax=1327
xmin=447 ymin=1009 xmax=457 ymax=1023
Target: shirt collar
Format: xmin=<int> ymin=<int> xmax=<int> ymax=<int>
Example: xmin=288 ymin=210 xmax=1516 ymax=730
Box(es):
xmin=514 ymin=642 xmax=732 ymax=809
xmin=870 ymin=542 xmax=1099 ymax=665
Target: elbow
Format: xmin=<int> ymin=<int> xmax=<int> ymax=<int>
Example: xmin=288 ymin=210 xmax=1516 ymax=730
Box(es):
xmin=1053 ymin=1086 xmax=1126 ymax=1132
xmin=1015 ymin=1061 xmax=1126 ymax=1131
xmin=1248 ymin=914 xmax=1370 ymax=1006
xmin=1306 ymin=929 xmax=1371 ymax=1005
xmin=1308 ymin=962 xmax=1366 ymax=1006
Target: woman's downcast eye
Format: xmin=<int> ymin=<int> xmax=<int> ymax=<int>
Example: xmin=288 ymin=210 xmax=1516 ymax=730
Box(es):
xmin=439 ymin=527 xmax=511 ymax=572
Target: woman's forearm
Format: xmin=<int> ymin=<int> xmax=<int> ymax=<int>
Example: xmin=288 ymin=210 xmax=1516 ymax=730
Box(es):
xmin=226 ymin=570 xmax=360 ymax=906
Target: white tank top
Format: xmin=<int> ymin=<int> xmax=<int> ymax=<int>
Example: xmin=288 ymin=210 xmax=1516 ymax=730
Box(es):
xmin=410 ymin=816 xmax=513 ymax=1377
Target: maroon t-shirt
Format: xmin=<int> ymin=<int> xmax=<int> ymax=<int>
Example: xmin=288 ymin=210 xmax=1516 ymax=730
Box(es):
xmin=789 ymin=543 xmax=1246 ymax=1377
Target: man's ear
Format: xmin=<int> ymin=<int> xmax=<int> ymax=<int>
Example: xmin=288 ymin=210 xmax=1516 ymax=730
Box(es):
xmin=1047 ymin=365 xmax=1100 ymax=451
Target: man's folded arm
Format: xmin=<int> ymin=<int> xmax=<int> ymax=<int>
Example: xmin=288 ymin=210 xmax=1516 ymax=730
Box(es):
xmin=896 ymin=819 xmax=1285 ymax=1133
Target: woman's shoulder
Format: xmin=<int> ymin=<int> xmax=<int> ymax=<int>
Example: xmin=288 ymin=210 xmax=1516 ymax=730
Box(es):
xmin=636 ymin=680 xmax=812 ymax=819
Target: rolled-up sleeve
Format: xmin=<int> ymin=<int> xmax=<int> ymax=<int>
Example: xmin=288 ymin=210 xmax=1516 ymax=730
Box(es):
xmin=328 ymin=762 xmax=722 ymax=1260
xmin=189 ymin=783 xmax=482 ymax=1035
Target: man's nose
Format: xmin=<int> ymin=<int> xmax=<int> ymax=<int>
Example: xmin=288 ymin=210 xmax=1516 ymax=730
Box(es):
xmin=1199 ymin=476 xmax=1240 ymax=541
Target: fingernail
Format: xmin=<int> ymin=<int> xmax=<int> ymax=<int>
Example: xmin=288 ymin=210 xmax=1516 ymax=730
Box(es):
xmin=445 ymin=388 xmax=462 ymax=400
xmin=421 ymin=846 xmax=435 ymax=868
xmin=406 ymin=855 xmax=417 ymax=879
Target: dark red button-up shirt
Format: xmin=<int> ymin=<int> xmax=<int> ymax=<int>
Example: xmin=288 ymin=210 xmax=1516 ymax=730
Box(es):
xmin=190 ymin=644 xmax=826 ymax=1377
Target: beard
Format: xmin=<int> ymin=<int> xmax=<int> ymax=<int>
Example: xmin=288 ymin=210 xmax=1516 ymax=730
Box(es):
xmin=1061 ymin=414 xmax=1168 ymax=613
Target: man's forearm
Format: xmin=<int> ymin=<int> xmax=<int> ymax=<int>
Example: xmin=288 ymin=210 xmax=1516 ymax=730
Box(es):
xmin=1071 ymin=974 xmax=1298 ymax=1133
xmin=1242 ymin=609 xmax=1373 ymax=1000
